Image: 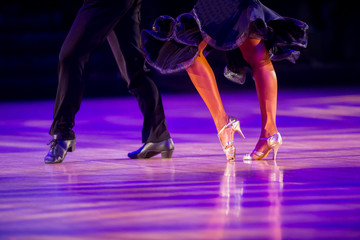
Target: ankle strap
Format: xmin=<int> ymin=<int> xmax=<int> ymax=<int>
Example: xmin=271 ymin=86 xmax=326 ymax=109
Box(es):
xmin=217 ymin=117 xmax=238 ymax=136
xmin=260 ymin=132 xmax=280 ymax=140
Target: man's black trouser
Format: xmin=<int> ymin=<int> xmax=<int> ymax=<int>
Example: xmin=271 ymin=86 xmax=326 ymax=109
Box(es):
xmin=49 ymin=0 xmax=170 ymax=143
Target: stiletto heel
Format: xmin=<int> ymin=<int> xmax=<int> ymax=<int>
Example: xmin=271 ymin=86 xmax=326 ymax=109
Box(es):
xmin=231 ymin=119 xmax=246 ymax=139
xmin=243 ymin=132 xmax=282 ymax=161
xmin=272 ymin=143 xmax=280 ymax=160
xmin=217 ymin=117 xmax=245 ymax=161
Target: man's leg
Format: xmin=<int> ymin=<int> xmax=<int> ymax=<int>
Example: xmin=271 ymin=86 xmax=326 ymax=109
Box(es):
xmin=107 ymin=0 xmax=173 ymax=158
xmin=45 ymin=0 xmax=135 ymax=163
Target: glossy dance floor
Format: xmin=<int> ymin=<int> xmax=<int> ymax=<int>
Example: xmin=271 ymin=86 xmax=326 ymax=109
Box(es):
xmin=1 ymin=88 xmax=360 ymax=239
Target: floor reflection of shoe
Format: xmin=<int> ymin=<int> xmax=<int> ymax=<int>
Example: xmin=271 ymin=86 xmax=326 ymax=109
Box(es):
xmin=44 ymin=135 xmax=76 ymax=164
xmin=128 ymin=138 xmax=175 ymax=159
xmin=243 ymin=132 xmax=282 ymax=161
xmin=217 ymin=117 xmax=245 ymax=161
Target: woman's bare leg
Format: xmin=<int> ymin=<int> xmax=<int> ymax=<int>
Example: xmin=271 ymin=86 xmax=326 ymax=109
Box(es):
xmin=186 ymin=41 xmax=228 ymax=132
xmin=240 ymin=38 xmax=278 ymax=155
xmin=186 ymin=41 xmax=245 ymax=158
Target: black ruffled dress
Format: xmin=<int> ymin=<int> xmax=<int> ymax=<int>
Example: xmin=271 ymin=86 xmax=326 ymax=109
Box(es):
xmin=141 ymin=0 xmax=308 ymax=84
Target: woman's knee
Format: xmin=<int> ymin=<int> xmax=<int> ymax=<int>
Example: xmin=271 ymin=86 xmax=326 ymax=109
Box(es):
xmin=240 ymin=38 xmax=271 ymax=69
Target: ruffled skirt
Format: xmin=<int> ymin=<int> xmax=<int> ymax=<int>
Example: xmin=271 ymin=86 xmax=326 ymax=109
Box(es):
xmin=141 ymin=0 xmax=308 ymax=84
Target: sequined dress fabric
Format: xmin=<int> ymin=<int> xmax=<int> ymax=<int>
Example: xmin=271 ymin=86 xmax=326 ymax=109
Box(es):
xmin=141 ymin=0 xmax=308 ymax=84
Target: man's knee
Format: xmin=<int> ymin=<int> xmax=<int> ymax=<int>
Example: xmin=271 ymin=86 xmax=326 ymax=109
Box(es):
xmin=59 ymin=47 xmax=88 ymax=67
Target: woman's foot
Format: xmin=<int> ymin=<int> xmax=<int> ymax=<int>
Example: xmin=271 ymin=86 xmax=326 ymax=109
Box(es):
xmin=243 ymin=132 xmax=282 ymax=160
xmin=217 ymin=117 xmax=245 ymax=161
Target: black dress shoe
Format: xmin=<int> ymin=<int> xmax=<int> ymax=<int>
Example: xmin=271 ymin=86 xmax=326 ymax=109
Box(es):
xmin=44 ymin=135 xmax=76 ymax=164
xmin=128 ymin=138 xmax=174 ymax=159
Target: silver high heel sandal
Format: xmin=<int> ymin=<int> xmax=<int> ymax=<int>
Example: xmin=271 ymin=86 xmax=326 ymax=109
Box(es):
xmin=243 ymin=132 xmax=282 ymax=161
xmin=217 ymin=117 xmax=245 ymax=161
